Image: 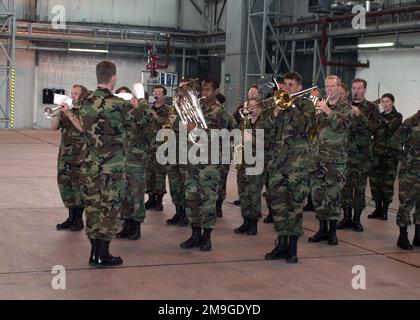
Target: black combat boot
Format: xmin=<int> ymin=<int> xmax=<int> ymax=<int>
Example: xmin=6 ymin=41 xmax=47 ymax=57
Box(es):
xmin=303 ymin=194 xmax=314 ymax=211
xmin=246 ymin=218 xmax=258 ymax=236
xmin=308 ymin=220 xmax=329 ymax=243
xmin=413 ymin=224 xmax=420 ymax=247
xmin=263 ymin=207 xmax=274 ymax=224
xmin=216 ymin=200 xmax=223 ymax=218
xmin=155 ymin=194 xmax=164 ymax=211
xmin=233 ymin=199 xmax=241 ymax=206
xmin=128 ymin=221 xmax=141 ymax=240
xmin=116 ymin=219 xmax=133 ymax=239
xmin=70 ymin=207 xmax=84 ymax=231
xmin=92 ymin=239 xmax=123 ymax=267
xmin=380 ymin=200 xmax=390 ymax=221
xmin=368 ymin=200 xmax=382 ymax=219
xmin=166 ymin=206 xmax=182 ymax=225
xmin=328 ymin=221 xmax=338 ymax=245
xmin=56 ymin=208 xmax=74 ymax=230
xmin=201 ymin=228 xmax=213 ymax=251
xmin=88 ymin=238 xmax=97 ymax=265
xmin=234 ymin=217 xmax=249 ymax=234
xmin=177 ymin=207 xmax=189 ymax=227
xmin=287 ymin=236 xmax=299 ymax=263
xmin=265 ymin=236 xmax=288 ymax=260
xmin=337 ymin=206 xmax=353 ymax=229
xmin=352 ymin=209 xmax=364 ymax=232
xmin=145 ymin=193 xmax=156 ymax=209
xmin=397 ymin=226 xmax=413 ymax=250
xmin=180 ymin=226 xmax=202 ymax=249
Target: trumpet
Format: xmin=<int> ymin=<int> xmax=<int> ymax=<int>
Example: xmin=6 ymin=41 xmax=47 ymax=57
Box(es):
xmin=305 ymin=94 xmax=330 ymax=114
xmin=44 ymin=105 xmax=73 ymax=119
xmin=262 ymin=86 xmax=318 ymax=110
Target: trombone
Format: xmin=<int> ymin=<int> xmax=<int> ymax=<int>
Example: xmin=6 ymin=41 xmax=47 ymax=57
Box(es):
xmin=262 ymin=86 xmax=318 ymax=111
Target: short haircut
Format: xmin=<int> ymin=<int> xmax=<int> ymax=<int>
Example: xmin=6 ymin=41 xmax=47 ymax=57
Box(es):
xmin=381 ymin=93 xmax=395 ymax=102
xmin=284 ymin=72 xmax=303 ymax=84
xmin=247 ymin=97 xmax=261 ymax=106
xmin=72 ymin=84 xmax=89 ymax=103
xmin=202 ymin=77 xmax=220 ymax=90
xmin=339 ymin=83 xmax=349 ymax=93
xmin=216 ymin=93 xmax=226 ymax=105
xmin=153 ymin=85 xmax=167 ymax=96
xmin=325 ymin=75 xmax=342 ymax=84
xmin=96 ymin=61 xmax=116 ymax=84
xmin=352 ymin=78 xmax=367 ymax=88
xmin=115 ymin=86 xmax=131 ymax=94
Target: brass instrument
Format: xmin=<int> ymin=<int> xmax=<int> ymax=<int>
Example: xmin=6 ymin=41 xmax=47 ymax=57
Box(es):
xmin=172 ymin=79 xmax=208 ymax=144
xmin=262 ymin=86 xmax=318 ymax=111
xmin=305 ymin=94 xmax=330 ymax=114
xmin=234 ymin=108 xmax=253 ymax=170
xmin=162 ymin=104 xmax=177 ymax=130
xmin=44 ymin=105 xmax=73 ymax=119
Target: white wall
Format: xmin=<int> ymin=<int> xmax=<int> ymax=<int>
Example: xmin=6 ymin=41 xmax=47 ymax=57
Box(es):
xmin=356 ymin=48 xmax=420 ymax=120
xmin=27 ymin=0 xmax=209 ymax=31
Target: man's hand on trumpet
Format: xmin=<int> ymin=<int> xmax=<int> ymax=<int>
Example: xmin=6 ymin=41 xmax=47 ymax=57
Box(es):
xmin=317 ymin=100 xmax=332 ymax=115
xmin=351 ymin=105 xmax=361 ymax=117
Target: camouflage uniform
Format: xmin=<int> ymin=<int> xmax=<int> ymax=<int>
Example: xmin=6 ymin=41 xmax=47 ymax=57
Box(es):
xmin=369 ymin=107 xmax=403 ymax=204
xmin=78 ymin=88 xmax=147 ymax=241
xmin=146 ymin=103 xmax=171 ymax=195
xmin=122 ymin=103 xmax=156 ymax=223
xmin=185 ymin=102 xmax=233 ymax=229
xmin=267 ymin=99 xmax=315 ymax=236
xmin=391 ymin=110 xmax=420 ymax=227
xmin=56 ymin=106 xmax=84 ymax=209
xmin=237 ymin=113 xmax=270 ymax=221
xmin=341 ymin=111 xmax=371 ymax=211
xmin=311 ymin=100 xmax=352 ymax=221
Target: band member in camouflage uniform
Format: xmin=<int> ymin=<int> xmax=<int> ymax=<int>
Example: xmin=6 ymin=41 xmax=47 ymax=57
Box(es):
xmin=52 ymin=84 xmax=88 ymax=232
xmin=264 ymin=72 xmax=315 ymax=263
xmin=114 ymin=87 xmax=155 ymax=240
xmin=390 ymin=109 xmax=420 ymax=250
xmin=74 ymin=61 xmax=149 ymax=266
xmin=338 ymin=79 xmax=381 ymax=231
xmin=234 ymin=97 xmax=269 ymax=236
xmin=145 ymin=85 xmax=171 ymax=211
xmin=368 ymin=94 xmax=402 ymax=221
xmin=308 ymin=75 xmax=352 ymax=246
xmin=180 ymin=77 xmax=234 ymax=252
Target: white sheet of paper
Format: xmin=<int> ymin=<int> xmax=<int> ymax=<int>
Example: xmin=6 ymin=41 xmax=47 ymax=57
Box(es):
xmin=132 ymin=83 xmax=145 ymax=99
xmin=115 ymin=93 xmax=133 ymax=101
xmin=53 ymin=94 xmax=73 ymax=106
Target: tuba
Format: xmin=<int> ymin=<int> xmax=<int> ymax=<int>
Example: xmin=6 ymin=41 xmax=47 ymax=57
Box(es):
xmin=172 ymin=79 xmax=208 ymax=144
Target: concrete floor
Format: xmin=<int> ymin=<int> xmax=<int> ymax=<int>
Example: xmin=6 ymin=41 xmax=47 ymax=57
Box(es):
xmin=0 ymin=129 xmax=419 ymax=300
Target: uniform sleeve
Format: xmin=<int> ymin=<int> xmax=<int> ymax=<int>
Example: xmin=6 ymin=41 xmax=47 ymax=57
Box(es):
xmin=327 ymin=106 xmax=351 ymax=131
xmin=389 ymin=119 xmax=409 ymax=162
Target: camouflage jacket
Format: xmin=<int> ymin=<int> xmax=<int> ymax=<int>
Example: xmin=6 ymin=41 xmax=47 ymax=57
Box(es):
xmin=151 ymin=103 xmax=171 ymax=149
xmin=372 ymin=107 xmax=403 ymax=157
xmin=390 ymin=109 xmax=420 ymax=170
xmin=266 ymin=98 xmax=316 ymax=172
xmin=312 ymin=99 xmax=352 ymax=164
xmin=188 ymin=101 xmax=236 ymax=165
xmin=57 ymin=105 xmax=84 ymax=165
xmin=78 ymin=88 xmax=147 ymax=174
xmin=347 ymin=111 xmax=371 ymax=165
xmin=126 ymin=101 xmax=155 ymax=163
xmin=352 ymin=98 xmax=380 ymax=133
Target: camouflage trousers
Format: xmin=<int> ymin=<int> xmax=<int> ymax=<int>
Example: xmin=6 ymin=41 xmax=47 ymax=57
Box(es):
xmin=269 ymin=169 xmax=310 ymax=237
xmin=185 ymin=164 xmax=220 ymax=229
xmin=397 ymin=166 xmax=420 ymax=226
xmin=342 ymin=162 xmax=369 ymax=211
xmin=146 ymin=154 xmax=167 ymax=195
xmin=264 ymin=174 xmax=271 ymax=208
xmin=370 ymin=155 xmax=399 ymax=203
xmin=57 ymin=161 xmax=83 ymax=208
xmin=237 ymin=167 xmax=266 ymax=220
xmin=81 ymin=172 xmax=126 ymax=241
xmin=168 ymin=164 xmax=186 ymax=207
xmin=218 ymin=164 xmax=231 ymax=203
xmin=311 ymin=161 xmax=347 ymax=221
xmin=121 ymin=162 xmax=146 ymax=223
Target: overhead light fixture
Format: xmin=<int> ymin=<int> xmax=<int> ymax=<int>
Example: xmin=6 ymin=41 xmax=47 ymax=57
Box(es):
xmin=357 ymin=42 xmax=395 ymax=49
xmin=68 ymin=48 xmax=108 ymax=53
